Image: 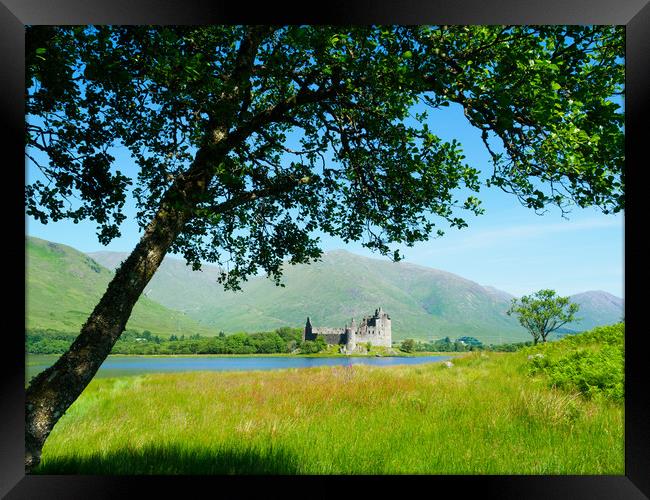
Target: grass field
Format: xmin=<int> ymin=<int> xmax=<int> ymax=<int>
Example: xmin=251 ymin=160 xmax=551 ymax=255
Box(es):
xmin=34 ymin=327 xmax=624 ymax=475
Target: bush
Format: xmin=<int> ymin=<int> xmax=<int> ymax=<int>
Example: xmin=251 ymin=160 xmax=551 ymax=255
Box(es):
xmin=299 ymin=338 xmax=326 ymax=354
xmin=524 ymin=323 xmax=624 ymax=401
xmin=400 ymin=339 xmax=416 ymax=353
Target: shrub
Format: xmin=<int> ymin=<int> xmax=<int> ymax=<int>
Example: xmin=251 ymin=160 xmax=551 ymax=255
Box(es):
xmin=524 ymin=323 xmax=624 ymax=401
xmin=299 ymin=339 xmax=326 ymax=354
xmin=400 ymin=339 xmax=416 ymax=353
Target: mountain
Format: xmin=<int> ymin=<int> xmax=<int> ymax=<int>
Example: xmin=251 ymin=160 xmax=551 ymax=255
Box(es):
xmin=27 ymin=236 xmax=623 ymax=343
xmin=482 ymin=286 xmax=516 ymax=303
xmin=89 ymin=249 xmax=530 ymax=343
xmin=26 ymin=237 xmax=218 ymax=337
xmin=87 ymin=250 xmax=223 ymax=315
xmin=88 ymin=248 xmax=624 ymax=343
xmin=567 ymin=291 xmax=625 ymax=331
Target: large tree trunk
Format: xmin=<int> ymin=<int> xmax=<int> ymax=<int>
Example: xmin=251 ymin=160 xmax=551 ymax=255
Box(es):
xmin=24 ymin=28 xmax=275 ymax=472
xmin=25 ymin=185 xmax=194 ymax=472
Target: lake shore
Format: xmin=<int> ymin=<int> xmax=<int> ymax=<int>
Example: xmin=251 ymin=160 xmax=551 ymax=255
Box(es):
xmin=27 ymin=350 xmax=466 ymax=359
xmin=25 ymin=352 xmax=459 ymax=383
xmin=103 ymin=350 xmax=465 ymax=358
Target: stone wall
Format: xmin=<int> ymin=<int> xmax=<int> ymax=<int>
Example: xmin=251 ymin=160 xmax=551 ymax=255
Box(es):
xmin=312 ymin=327 xmax=345 ymax=336
xmin=317 ymin=332 xmax=348 ymax=345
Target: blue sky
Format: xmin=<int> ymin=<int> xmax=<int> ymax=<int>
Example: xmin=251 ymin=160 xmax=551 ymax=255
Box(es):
xmin=26 ymin=102 xmax=624 ymax=298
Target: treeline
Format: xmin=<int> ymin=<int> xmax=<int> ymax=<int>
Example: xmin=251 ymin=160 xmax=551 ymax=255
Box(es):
xmin=400 ymin=336 xmax=534 ymax=353
xmin=26 ymin=330 xmax=78 ymax=354
xmin=27 ymin=328 xmax=533 ymax=356
xmin=26 ymin=327 xmax=316 ymax=355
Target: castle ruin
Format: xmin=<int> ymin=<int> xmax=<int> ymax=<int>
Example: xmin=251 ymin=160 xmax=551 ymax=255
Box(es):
xmin=303 ymin=307 xmax=392 ymax=353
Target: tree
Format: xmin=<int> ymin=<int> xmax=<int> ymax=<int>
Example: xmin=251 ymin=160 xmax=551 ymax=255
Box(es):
xmin=299 ymin=338 xmax=326 ymax=354
xmin=507 ymin=289 xmax=581 ymax=345
xmin=457 ymin=336 xmax=482 ymax=348
xmin=24 ymin=25 xmax=623 ymax=470
xmin=400 ymin=338 xmax=416 ymax=353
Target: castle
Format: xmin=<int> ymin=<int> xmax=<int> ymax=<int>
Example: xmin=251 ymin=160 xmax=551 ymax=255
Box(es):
xmin=303 ymin=307 xmax=392 ymax=354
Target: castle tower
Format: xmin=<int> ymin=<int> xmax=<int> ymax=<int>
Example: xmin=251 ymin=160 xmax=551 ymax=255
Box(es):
xmin=345 ymin=317 xmax=357 ymax=354
xmin=304 ymin=316 xmax=313 ymax=341
xmin=379 ymin=308 xmax=391 ymax=347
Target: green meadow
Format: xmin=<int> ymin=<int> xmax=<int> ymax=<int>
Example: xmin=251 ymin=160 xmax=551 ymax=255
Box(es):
xmin=33 ymin=325 xmax=624 ymax=475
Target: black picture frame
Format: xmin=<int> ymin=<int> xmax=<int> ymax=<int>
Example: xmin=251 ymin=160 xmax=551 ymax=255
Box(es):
xmin=2 ymin=1 xmax=648 ymax=498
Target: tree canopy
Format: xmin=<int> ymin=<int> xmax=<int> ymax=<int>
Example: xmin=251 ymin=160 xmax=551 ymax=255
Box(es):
xmin=24 ymin=24 xmax=625 ymax=472
xmin=26 ymin=25 xmax=624 ymax=290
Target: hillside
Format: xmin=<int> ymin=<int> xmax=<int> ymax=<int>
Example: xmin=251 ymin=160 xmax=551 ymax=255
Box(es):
xmin=567 ymin=291 xmax=624 ymax=331
xmin=89 ymin=249 xmax=530 ymax=342
xmin=88 ymin=249 xmax=624 ymax=343
xmin=88 ymin=250 xmax=223 ymax=314
xmin=26 ymin=237 xmax=217 ymax=337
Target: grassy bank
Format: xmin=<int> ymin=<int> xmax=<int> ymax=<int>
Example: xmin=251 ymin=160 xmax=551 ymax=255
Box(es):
xmin=34 ymin=328 xmax=624 ymax=474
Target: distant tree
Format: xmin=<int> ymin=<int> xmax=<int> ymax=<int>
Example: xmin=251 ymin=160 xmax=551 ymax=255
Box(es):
xmin=275 ymin=326 xmax=302 ymax=344
xmin=299 ymin=340 xmax=320 ymax=354
xmin=507 ymin=289 xmax=580 ymax=345
xmin=400 ymin=339 xmax=416 ymax=353
xmin=457 ymin=336 xmax=483 ymax=349
xmin=453 ymin=341 xmax=468 ymax=352
xmin=255 ymin=333 xmax=286 ymax=353
xmin=25 ymin=25 xmax=623 ymax=470
xmin=225 ymin=333 xmax=247 ymax=353
xmin=298 ymin=336 xmax=327 ymax=354
xmin=316 ymin=337 xmax=327 ymax=352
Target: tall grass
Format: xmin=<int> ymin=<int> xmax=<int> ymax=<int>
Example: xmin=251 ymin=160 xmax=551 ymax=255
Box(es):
xmin=34 ymin=347 xmax=623 ymax=475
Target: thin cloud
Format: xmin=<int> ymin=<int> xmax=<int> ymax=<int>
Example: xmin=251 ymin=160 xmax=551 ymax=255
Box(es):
xmin=409 ymin=217 xmax=622 ymax=257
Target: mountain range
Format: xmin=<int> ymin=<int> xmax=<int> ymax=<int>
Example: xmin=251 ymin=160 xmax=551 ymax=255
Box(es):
xmin=84 ymin=245 xmax=624 ymax=343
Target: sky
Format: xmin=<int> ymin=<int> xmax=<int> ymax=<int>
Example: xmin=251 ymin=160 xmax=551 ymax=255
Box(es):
xmin=26 ymin=101 xmax=624 ymax=299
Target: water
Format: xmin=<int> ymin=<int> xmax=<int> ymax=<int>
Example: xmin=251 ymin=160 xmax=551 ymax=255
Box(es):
xmin=26 ymin=354 xmax=452 ymax=382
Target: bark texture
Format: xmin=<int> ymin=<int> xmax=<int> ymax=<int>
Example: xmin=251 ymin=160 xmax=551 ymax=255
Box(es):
xmin=24 ymin=191 xmax=191 ymax=471
xmin=24 ymin=26 xmax=314 ymax=471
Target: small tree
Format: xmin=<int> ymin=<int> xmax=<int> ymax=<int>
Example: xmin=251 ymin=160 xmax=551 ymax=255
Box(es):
xmin=400 ymin=338 xmax=416 ymax=353
xmin=507 ymin=289 xmax=580 ymax=345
